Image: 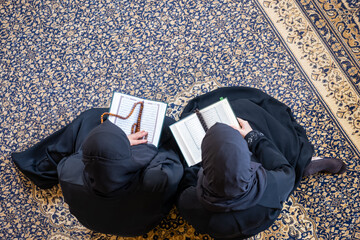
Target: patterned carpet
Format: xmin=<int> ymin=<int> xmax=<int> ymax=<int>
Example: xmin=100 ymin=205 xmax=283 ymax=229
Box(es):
xmin=1 ymin=0 xmax=359 ymax=239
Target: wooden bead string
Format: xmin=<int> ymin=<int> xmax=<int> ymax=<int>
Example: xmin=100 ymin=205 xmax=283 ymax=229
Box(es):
xmin=195 ymin=109 xmax=208 ymax=132
xmin=101 ymin=101 xmax=144 ymax=134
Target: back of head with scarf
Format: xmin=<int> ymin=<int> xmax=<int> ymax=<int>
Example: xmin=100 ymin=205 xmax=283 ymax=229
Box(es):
xmin=197 ymin=123 xmax=267 ymax=212
xmin=82 ymin=120 xmax=156 ymax=197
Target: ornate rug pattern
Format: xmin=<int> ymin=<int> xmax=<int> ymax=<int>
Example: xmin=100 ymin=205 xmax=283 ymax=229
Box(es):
xmin=0 ymin=0 xmax=359 ymax=239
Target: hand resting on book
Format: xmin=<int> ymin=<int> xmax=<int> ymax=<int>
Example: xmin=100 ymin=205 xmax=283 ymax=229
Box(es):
xmin=231 ymin=117 xmax=253 ymax=138
xmin=127 ymin=130 xmax=148 ymax=146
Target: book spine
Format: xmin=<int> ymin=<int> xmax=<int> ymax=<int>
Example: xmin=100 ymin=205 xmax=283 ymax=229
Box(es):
xmin=195 ymin=109 xmax=208 ymax=132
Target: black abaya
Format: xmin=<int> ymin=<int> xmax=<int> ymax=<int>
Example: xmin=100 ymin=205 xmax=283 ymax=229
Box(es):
xmin=12 ymin=108 xmax=183 ymax=236
xmin=177 ymin=87 xmax=314 ymax=239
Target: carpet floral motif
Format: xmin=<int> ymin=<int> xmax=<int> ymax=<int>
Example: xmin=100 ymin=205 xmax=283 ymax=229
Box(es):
xmin=297 ymin=0 xmax=360 ymax=83
xmin=260 ymin=0 xmax=360 ymax=150
xmin=0 ymin=0 xmax=359 ymax=239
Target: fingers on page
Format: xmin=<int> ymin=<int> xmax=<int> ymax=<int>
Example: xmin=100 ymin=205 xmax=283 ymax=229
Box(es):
xmin=136 ymin=130 xmax=148 ymax=138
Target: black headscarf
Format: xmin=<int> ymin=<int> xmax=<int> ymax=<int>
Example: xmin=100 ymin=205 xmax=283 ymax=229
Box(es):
xmin=82 ymin=120 xmax=157 ymax=197
xmin=197 ymin=123 xmax=267 ymax=212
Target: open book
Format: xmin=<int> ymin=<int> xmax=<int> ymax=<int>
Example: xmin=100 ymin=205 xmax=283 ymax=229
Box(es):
xmin=108 ymin=92 xmax=167 ymax=147
xmin=170 ymin=98 xmax=239 ymax=166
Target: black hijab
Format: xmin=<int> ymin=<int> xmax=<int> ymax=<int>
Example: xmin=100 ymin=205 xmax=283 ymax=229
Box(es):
xmin=197 ymin=123 xmax=267 ymax=212
xmin=81 ymin=120 xmax=157 ymax=197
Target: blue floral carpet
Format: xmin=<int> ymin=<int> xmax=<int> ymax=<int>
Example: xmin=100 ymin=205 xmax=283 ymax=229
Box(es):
xmin=0 ymin=0 xmax=359 ymax=239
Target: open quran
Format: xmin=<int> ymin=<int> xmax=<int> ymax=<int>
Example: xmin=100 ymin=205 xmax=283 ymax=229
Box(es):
xmin=170 ymin=98 xmax=239 ymax=166
xmin=107 ymin=92 xmax=167 ymax=147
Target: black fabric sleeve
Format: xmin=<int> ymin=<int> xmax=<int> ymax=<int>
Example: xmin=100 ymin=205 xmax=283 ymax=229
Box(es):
xmin=245 ymin=130 xmax=291 ymax=171
xmin=141 ymin=116 xmax=184 ymax=210
xmin=245 ymin=130 xmax=295 ymax=208
xmin=176 ymin=163 xmax=201 ymax=198
xmin=142 ymin=149 xmax=183 ymax=195
xmin=11 ymin=108 xmax=108 ymax=188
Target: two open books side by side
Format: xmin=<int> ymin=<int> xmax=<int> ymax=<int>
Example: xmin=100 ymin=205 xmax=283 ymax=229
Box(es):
xmin=108 ymin=92 xmax=167 ymax=148
xmin=169 ymin=98 xmax=239 ymax=166
xmin=109 ymin=92 xmax=239 ymax=166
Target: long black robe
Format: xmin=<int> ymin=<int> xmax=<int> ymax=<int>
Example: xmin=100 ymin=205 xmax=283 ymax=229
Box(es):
xmin=12 ymin=108 xmax=183 ymax=236
xmin=177 ymin=87 xmax=314 ymax=239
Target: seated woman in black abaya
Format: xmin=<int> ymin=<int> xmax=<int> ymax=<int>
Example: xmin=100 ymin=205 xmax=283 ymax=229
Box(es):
xmin=12 ymin=108 xmax=183 ymax=236
xmin=177 ymin=87 xmax=346 ymax=240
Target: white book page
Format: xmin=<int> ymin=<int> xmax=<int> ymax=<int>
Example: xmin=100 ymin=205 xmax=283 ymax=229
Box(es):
xmin=200 ymin=99 xmax=239 ymax=128
xmin=184 ymin=117 xmax=206 ymax=150
xmin=108 ymin=92 xmax=167 ymax=147
xmin=170 ymin=114 xmax=205 ymax=166
xmin=169 ymin=98 xmax=238 ymax=166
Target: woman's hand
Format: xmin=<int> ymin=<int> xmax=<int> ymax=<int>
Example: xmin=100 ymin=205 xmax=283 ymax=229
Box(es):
xmin=231 ymin=118 xmax=253 ymax=138
xmin=127 ymin=130 xmax=148 ymax=146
